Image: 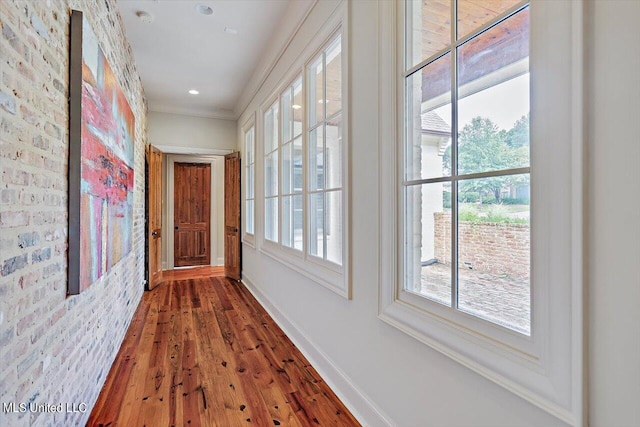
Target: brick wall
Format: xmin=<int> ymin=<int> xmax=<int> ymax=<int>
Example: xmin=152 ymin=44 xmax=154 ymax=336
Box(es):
xmin=0 ymin=1 xmax=146 ymax=425
xmin=434 ymin=213 xmax=530 ymax=277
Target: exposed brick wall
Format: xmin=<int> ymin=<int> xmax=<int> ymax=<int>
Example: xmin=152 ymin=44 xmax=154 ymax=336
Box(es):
xmin=434 ymin=213 xmax=530 ymax=278
xmin=0 ymin=1 xmax=146 ymax=425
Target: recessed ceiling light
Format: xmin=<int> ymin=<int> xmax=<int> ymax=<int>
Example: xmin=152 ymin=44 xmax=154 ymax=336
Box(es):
xmin=224 ymin=27 xmax=238 ymax=35
xmin=135 ymin=10 xmax=154 ymax=24
xmin=188 ymin=89 xmax=199 ymax=95
xmin=292 ymin=104 xmax=302 ymax=110
xmin=196 ymin=4 xmax=214 ymax=16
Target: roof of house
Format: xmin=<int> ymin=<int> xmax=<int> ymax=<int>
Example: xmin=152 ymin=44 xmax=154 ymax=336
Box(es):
xmin=421 ymin=111 xmax=450 ymax=135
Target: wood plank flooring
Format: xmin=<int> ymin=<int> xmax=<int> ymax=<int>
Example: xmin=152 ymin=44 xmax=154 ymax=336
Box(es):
xmin=162 ymin=265 xmax=225 ymax=281
xmin=88 ymin=275 xmax=360 ymax=426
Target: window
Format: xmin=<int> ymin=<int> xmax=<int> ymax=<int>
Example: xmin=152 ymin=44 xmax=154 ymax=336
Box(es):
xmin=379 ymin=1 xmax=584 ymax=424
xmin=308 ymin=35 xmax=343 ymax=265
xmin=257 ymin=22 xmax=349 ymax=297
xmin=281 ymin=78 xmax=304 ymax=251
xmin=264 ymin=101 xmax=279 ymax=242
xmin=243 ymin=121 xmax=255 ymax=241
xmin=404 ymin=3 xmax=531 ymax=333
xmin=262 ymin=79 xmax=304 ymax=249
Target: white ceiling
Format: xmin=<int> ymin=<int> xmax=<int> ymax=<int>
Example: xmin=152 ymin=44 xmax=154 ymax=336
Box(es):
xmin=117 ymin=0 xmax=291 ymax=120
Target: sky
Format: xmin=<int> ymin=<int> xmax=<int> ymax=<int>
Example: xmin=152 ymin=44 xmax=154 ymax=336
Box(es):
xmin=434 ymin=73 xmax=530 ymax=131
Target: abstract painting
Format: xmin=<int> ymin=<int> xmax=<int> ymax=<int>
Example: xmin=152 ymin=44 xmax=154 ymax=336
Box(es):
xmin=69 ymin=11 xmax=135 ymax=294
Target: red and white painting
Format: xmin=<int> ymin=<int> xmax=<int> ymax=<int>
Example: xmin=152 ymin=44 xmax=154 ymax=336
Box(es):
xmin=79 ymin=16 xmax=135 ymax=291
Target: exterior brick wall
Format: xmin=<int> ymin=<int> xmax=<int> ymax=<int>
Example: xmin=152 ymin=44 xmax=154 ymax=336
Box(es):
xmin=434 ymin=213 xmax=530 ymax=278
xmin=0 ymin=1 xmax=146 ymax=425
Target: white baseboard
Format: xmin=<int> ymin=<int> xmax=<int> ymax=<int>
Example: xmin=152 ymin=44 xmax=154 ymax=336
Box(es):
xmin=241 ymin=274 xmax=395 ymax=427
xmin=216 ymin=257 xmax=224 ymax=266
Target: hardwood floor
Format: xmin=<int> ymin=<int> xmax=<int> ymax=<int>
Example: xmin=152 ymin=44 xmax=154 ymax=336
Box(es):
xmin=162 ymin=265 xmax=225 ymax=281
xmin=88 ymin=275 xmax=360 ymax=426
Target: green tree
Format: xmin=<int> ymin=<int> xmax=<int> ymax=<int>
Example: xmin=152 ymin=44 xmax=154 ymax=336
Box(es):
xmin=505 ymin=114 xmax=530 ymax=148
xmin=444 ymin=116 xmax=529 ymax=202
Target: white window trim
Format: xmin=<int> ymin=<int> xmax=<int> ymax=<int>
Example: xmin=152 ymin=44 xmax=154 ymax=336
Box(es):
xmin=256 ymin=2 xmax=350 ymax=299
xmin=378 ymin=1 xmax=584 ymax=425
xmin=242 ymin=114 xmax=256 ymax=247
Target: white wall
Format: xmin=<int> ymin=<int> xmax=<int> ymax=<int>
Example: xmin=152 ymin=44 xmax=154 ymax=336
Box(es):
xmin=587 ymin=1 xmax=640 ymax=426
xmin=148 ymin=111 xmax=237 ymax=151
xmin=237 ymin=1 xmax=640 ymax=426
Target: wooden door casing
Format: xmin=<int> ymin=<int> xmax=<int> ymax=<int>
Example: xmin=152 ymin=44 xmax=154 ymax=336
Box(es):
xmin=174 ymin=162 xmax=211 ymax=267
xmin=146 ymin=145 xmax=163 ymax=290
xmin=224 ymin=152 xmax=241 ymax=280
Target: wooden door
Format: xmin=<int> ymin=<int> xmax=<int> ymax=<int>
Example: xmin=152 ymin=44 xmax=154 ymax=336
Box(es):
xmin=146 ymin=145 xmax=163 ymax=290
xmin=224 ymin=152 xmax=241 ymax=280
xmin=174 ymin=162 xmax=211 ymax=267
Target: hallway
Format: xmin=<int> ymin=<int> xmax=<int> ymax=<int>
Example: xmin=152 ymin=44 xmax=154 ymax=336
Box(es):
xmin=2 ymin=1 xmax=640 ymax=426
xmin=88 ymin=273 xmax=358 ymax=426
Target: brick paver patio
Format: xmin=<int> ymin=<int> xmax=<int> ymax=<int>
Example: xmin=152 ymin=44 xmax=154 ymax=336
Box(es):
xmin=420 ymin=263 xmax=530 ymax=334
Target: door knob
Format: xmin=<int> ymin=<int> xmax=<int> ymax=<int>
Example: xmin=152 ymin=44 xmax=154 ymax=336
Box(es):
xmin=151 ymin=231 xmax=158 ymax=237
xmin=234 ymin=228 xmax=238 ymax=233
xmin=174 ymin=226 xmax=178 ymax=230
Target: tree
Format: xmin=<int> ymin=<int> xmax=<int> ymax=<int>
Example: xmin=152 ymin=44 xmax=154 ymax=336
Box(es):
xmin=505 ymin=114 xmax=530 ymax=148
xmin=444 ymin=116 xmax=529 ymax=202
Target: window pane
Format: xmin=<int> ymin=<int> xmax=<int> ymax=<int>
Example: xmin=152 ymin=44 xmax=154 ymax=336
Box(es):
xmin=264 ymin=106 xmax=277 ymax=153
xmin=309 ymin=56 xmax=324 ymax=127
xmin=282 ymin=142 xmax=292 ymax=195
xmin=457 ymin=8 xmax=530 ymax=176
xmin=293 ymin=194 xmax=303 ymax=251
xmin=326 ymin=36 xmax=342 ymax=118
xmin=309 ymin=192 xmax=324 ymax=258
xmin=282 ymin=195 xmax=292 ymax=248
xmin=247 ymin=164 xmax=254 ymax=199
xmin=293 ymin=137 xmax=303 ymax=193
xmin=405 ymin=52 xmax=452 ymax=181
xmin=265 ymin=151 xmax=278 ymax=197
xmin=309 ymin=127 xmax=324 ymax=191
xmin=326 ymin=115 xmax=342 ymax=189
xmin=457 ymin=0 xmax=522 ymax=40
xmin=406 ymin=0 xmax=452 ymax=69
xmin=326 ymin=190 xmax=342 ymax=265
xmin=404 ymin=182 xmax=452 ymax=306
xmin=293 ymin=78 xmax=303 ymax=137
xmin=457 ymin=174 xmax=530 ymax=335
xmin=265 ymin=197 xmax=278 ymax=242
xmin=282 ymin=88 xmax=292 ymax=143
xmin=245 ymin=127 xmax=254 ymax=164
xmin=272 ymin=103 xmax=279 ymax=149
xmin=246 ymin=199 xmax=254 ymax=235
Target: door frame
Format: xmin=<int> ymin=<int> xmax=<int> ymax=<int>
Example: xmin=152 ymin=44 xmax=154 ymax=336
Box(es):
xmin=166 ymin=154 xmax=221 ymax=269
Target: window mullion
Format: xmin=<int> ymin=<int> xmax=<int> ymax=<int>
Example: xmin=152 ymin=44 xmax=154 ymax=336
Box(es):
xmin=322 ymin=130 xmax=328 ymax=261
xmin=450 ymin=0 xmax=459 ymax=310
xmin=276 ymin=104 xmax=282 ymax=245
xmin=322 ymin=52 xmax=328 ymax=261
xmin=302 ymin=68 xmax=308 ymax=260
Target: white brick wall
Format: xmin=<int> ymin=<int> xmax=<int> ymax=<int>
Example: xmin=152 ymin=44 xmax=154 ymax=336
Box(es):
xmin=0 ymin=0 xmax=147 ymax=425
